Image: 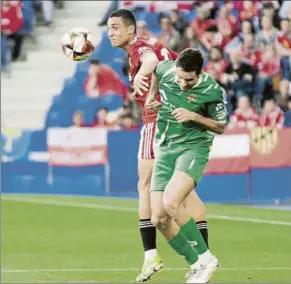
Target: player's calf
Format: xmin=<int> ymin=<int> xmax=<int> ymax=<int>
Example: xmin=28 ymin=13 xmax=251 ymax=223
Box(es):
xmin=137 ymin=159 xmax=157 ymax=258
xmin=184 ymin=191 xmax=209 ymax=248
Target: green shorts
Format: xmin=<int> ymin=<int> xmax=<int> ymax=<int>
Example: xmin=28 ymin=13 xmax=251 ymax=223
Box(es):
xmin=151 ymin=145 xmax=210 ymax=192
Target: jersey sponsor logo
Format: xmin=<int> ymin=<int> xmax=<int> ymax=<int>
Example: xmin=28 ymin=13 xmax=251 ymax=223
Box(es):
xmin=187 ymin=94 xmax=197 ymax=103
xmin=251 ymin=126 xmax=278 ymax=154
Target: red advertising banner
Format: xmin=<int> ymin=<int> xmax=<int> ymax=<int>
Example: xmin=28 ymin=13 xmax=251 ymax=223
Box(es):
xmin=205 ymin=128 xmax=291 ymax=174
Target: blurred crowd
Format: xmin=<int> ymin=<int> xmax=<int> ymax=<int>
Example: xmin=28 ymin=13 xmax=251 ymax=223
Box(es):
xmin=77 ymin=0 xmax=291 ymax=130
xmin=2 ymin=0 xmax=291 ymax=130
xmin=1 ymin=0 xmax=64 ymax=66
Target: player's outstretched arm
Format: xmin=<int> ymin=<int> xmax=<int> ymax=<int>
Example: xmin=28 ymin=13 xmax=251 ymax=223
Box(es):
xmin=145 ymin=72 xmax=162 ymax=111
xmin=172 ymin=108 xmax=226 ymax=135
xmin=133 ymin=52 xmax=159 ymax=96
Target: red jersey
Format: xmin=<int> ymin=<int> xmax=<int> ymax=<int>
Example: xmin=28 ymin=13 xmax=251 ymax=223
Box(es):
xmin=1 ymin=0 xmax=23 ymax=34
xmin=228 ymin=108 xmax=259 ymax=129
xmin=240 ymin=46 xmax=262 ymax=72
xmin=84 ymin=65 xmax=127 ymax=99
xmin=277 ymin=31 xmax=291 ymax=49
xmin=204 ymin=59 xmax=228 ymax=82
xmin=258 ymin=56 xmax=281 ymax=76
xmin=259 ymin=107 xmax=285 ymax=129
xmin=127 ymin=36 xmax=178 ymax=124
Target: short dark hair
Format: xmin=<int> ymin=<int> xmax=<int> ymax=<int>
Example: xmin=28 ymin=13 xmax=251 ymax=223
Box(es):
xmin=176 ymin=48 xmax=204 ymax=74
xmin=263 ymin=2 xmax=274 ymax=10
xmin=90 ymin=59 xmax=100 ymax=65
xmin=109 ymin=9 xmax=136 ymax=33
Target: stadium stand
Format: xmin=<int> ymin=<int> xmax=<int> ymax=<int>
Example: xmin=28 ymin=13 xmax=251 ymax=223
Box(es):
xmin=36 ymin=0 xmax=291 ymax=130
xmin=2 ymin=1 xmax=291 ymax=204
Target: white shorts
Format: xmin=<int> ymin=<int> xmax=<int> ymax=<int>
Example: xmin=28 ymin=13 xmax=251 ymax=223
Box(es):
xmin=138 ymin=121 xmax=156 ymax=160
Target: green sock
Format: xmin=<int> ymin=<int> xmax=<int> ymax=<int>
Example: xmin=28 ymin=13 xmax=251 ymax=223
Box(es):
xmin=181 ymin=218 xmax=208 ymax=255
xmin=168 ymin=229 xmax=198 ymax=265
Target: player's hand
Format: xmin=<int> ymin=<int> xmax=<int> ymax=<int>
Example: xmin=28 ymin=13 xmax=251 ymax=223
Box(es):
xmin=172 ymin=108 xmax=197 ymax=123
xmin=145 ymin=96 xmax=162 ymax=112
xmin=133 ymin=73 xmax=149 ymax=96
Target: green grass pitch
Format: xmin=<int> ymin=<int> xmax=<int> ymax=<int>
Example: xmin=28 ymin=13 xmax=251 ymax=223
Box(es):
xmin=2 ymin=194 xmax=291 ymax=283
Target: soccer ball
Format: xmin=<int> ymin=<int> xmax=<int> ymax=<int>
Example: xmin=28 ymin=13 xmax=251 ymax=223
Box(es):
xmin=61 ymin=27 xmax=94 ymax=61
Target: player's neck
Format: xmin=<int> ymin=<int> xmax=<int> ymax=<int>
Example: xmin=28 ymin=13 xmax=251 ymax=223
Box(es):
xmin=122 ymin=35 xmax=137 ymax=51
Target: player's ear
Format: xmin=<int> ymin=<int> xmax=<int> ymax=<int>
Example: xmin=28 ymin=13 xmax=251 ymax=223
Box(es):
xmin=128 ymin=24 xmax=135 ymax=35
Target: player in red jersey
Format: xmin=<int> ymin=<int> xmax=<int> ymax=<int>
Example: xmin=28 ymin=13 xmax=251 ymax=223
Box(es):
xmin=107 ymin=9 xmax=209 ymax=282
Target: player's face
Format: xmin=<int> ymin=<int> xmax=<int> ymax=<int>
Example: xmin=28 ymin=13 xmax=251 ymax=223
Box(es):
xmin=176 ymin=67 xmax=199 ymax=90
xmin=107 ymin=17 xmax=133 ymax=48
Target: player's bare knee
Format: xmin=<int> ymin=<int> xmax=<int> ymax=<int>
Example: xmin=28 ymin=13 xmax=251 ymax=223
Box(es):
xmin=151 ymin=215 xmax=169 ymax=232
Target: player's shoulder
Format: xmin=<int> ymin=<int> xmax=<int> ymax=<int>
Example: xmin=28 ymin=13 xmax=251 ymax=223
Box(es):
xmin=199 ymin=72 xmax=225 ymax=101
xmin=156 ymin=60 xmax=176 ymax=80
xmin=130 ymin=36 xmax=157 ymax=49
xmin=128 ymin=36 xmax=158 ymax=56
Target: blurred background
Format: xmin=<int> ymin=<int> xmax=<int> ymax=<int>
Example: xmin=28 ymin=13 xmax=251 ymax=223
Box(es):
xmin=1 ymin=0 xmax=291 ymax=205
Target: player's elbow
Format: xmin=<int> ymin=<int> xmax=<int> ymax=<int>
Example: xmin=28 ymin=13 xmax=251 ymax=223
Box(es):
xmin=215 ymin=123 xmax=227 ymax=135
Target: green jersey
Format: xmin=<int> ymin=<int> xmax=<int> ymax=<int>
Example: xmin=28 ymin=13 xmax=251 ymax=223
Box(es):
xmin=155 ymin=60 xmax=227 ymax=147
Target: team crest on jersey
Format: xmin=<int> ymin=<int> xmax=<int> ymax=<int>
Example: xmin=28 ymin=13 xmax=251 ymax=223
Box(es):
xmin=187 ymin=94 xmax=197 ymax=103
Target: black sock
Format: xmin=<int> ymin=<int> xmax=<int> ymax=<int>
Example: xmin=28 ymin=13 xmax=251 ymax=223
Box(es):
xmin=196 ymin=221 xmax=209 ymax=248
xmin=139 ymin=219 xmax=156 ymax=251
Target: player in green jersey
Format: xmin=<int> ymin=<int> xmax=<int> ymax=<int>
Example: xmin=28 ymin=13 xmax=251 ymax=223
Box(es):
xmin=146 ymin=48 xmax=227 ymax=283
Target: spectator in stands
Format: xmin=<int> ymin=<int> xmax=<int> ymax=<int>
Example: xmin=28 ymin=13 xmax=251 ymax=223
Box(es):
xmin=41 ymin=0 xmax=53 ymax=26
xmin=255 ymin=45 xmax=281 ymax=100
xmin=239 ymin=0 xmax=259 ymax=22
xmin=255 ymin=15 xmax=279 ymax=50
xmin=72 ymin=111 xmax=86 ymax=128
xmin=200 ymin=25 xmax=224 ymax=51
xmin=216 ymin=5 xmax=239 ymax=46
xmin=261 ymin=2 xmax=281 ymax=29
xmin=181 ymin=25 xmax=208 ymax=58
xmin=204 ymin=46 xmax=228 ymax=85
xmin=91 ymin=107 xmax=121 ymax=130
xmin=136 ymin=20 xmax=154 ymax=37
xmin=259 ymin=97 xmax=285 ymax=128
xmin=240 ymin=33 xmax=262 ymax=72
xmin=1 ymin=0 xmax=24 ymax=61
xmin=157 ymin=15 xmax=181 ymax=52
xmin=228 ymin=95 xmax=259 ymax=129
xmin=119 ymin=114 xmax=139 ymax=130
xmin=170 ymin=9 xmax=188 ymax=36
xmin=224 ymin=19 xmax=256 ymax=52
xmin=284 ymin=97 xmax=291 ymax=127
xmin=279 ymin=0 xmax=291 ymax=20
xmin=84 ymin=59 xmax=128 ymax=99
xmin=221 ymin=48 xmax=253 ymax=99
xmin=191 ymin=6 xmax=215 ymax=41
xmin=277 ymin=18 xmax=291 ymax=50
